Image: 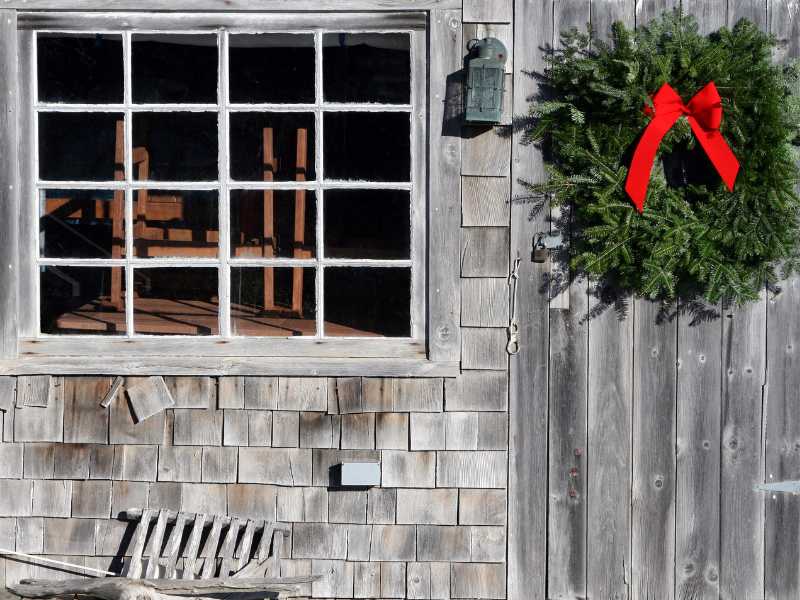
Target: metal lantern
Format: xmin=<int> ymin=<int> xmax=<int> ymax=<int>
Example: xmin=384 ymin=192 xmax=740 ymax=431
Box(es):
xmin=465 ymin=37 xmax=508 ymax=124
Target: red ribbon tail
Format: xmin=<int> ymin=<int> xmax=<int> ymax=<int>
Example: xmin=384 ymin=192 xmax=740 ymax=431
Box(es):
xmin=688 ymin=117 xmax=739 ymax=192
xmin=625 ymin=111 xmax=681 ymax=212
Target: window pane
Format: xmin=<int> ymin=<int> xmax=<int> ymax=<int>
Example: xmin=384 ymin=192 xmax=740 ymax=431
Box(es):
xmin=324 ymin=189 xmax=409 ymax=259
xmin=231 ymin=267 xmax=316 ymax=336
xmin=132 ymin=34 xmax=218 ymax=104
xmin=133 ymin=268 xmax=219 ymax=335
xmin=40 ymin=189 xmax=125 ymax=259
xmin=323 ymin=33 xmax=410 ymax=104
xmin=39 ymin=113 xmax=123 ymax=181
xmin=229 ymin=34 xmax=315 ymax=104
xmin=323 ymin=113 xmax=409 ymax=181
xmin=230 ymin=112 xmax=315 ymax=181
xmin=40 ymin=266 xmax=126 ymax=335
xmin=231 ymin=189 xmax=316 ymax=259
xmin=38 ymin=33 xmax=123 ymax=103
xmin=324 ymin=267 xmax=410 ymax=337
xmin=132 ymin=112 xmax=218 ymax=181
xmin=134 ymin=190 xmax=219 ymax=258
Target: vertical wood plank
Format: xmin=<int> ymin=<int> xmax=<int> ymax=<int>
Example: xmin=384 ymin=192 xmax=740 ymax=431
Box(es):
xmin=128 ymin=508 xmax=155 ymax=579
xmin=509 ymin=1 xmax=552 ymax=599
xmin=162 ymin=512 xmax=188 ymax=579
xmin=182 ymin=513 xmax=207 ymax=580
xmin=145 ymin=509 xmax=169 ymax=578
xmin=635 ymin=0 xmax=679 ymax=25
xmin=0 ymin=10 xmax=19 ymax=359
xmin=428 ymin=8 xmax=462 ymax=362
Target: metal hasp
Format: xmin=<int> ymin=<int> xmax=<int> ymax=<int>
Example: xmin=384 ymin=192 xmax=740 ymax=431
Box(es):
xmin=465 ymin=37 xmax=508 ymax=124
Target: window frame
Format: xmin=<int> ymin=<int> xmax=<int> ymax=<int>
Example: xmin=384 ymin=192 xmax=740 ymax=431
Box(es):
xmin=0 ymin=7 xmax=462 ymax=376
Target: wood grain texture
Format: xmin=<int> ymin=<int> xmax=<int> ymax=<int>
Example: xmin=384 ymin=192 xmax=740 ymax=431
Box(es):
xmin=462 ymin=176 xmax=510 ymax=227
xmin=635 ymin=0 xmax=679 ymax=25
xmin=461 ymin=227 xmax=510 ymax=277
xmin=461 ymin=278 xmax=509 ymax=327
xmin=10 ymin=0 xmax=455 ymax=10
xmin=462 ymin=127 xmax=512 ymax=177
xmin=463 ymin=0 xmax=513 ymax=22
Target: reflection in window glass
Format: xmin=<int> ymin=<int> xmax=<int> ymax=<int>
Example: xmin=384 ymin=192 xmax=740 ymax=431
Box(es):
xmin=230 ymin=112 xmax=315 ymax=182
xmin=231 ymin=189 xmax=316 ymax=259
xmin=229 ymin=34 xmax=315 ymax=104
xmin=323 ymin=112 xmax=410 ymax=181
xmin=323 ymin=33 xmax=410 ymax=104
xmin=40 ymin=266 xmax=126 ymax=335
xmin=40 ymin=190 xmax=125 ymax=259
xmin=231 ymin=267 xmax=316 ymax=336
xmin=132 ymin=34 xmax=218 ymax=104
xmin=324 ymin=190 xmax=409 ymax=259
xmin=134 ymin=190 xmax=219 ymax=258
xmin=324 ymin=268 xmax=410 ymax=337
xmin=132 ymin=112 xmax=218 ymax=181
xmin=37 ymin=33 xmax=124 ymax=103
xmin=39 ymin=113 xmax=123 ymax=181
xmin=133 ymin=268 xmax=219 ymax=335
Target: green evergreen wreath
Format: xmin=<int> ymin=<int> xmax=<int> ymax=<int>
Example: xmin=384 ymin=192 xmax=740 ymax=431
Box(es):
xmin=526 ymin=10 xmax=800 ymax=304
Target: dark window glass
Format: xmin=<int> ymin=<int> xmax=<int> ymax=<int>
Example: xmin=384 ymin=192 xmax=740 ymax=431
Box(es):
xmin=133 ymin=190 xmax=219 ymax=258
xmin=323 ymin=113 xmax=410 ymax=181
xmin=231 ymin=267 xmax=316 ymax=336
xmin=40 ymin=266 xmax=126 ymax=335
xmin=323 ymin=33 xmax=410 ymax=104
xmin=133 ymin=268 xmax=219 ymax=335
xmin=324 ymin=267 xmax=410 ymax=336
xmin=229 ymin=34 xmax=315 ymax=104
xmin=132 ymin=34 xmax=218 ymax=104
xmin=40 ymin=190 xmax=125 ymax=259
xmin=37 ymin=34 xmax=123 ymax=103
xmin=324 ymin=189 xmax=409 ymax=259
xmin=231 ymin=189 xmax=316 ymax=259
xmin=230 ymin=112 xmax=315 ymax=182
xmin=132 ymin=112 xmax=218 ymax=181
xmin=39 ymin=113 xmax=123 ymax=181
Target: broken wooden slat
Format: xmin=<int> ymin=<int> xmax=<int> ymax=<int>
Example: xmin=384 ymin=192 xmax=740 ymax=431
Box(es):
xmin=265 ymin=530 xmax=283 ymax=578
xmin=218 ymin=517 xmax=243 ymax=577
xmin=255 ymin=522 xmax=275 ymax=563
xmin=182 ymin=513 xmax=207 ymax=580
xmin=145 ymin=509 xmax=170 ymax=578
xmin=126 ymin=376 xmax=176 ymax=423
xmin=128 ymin=508 xmax=156 ymax=579
xmin=200 ymin=515 xmax=224 ymax=579
xmin=235 ymin=519 xmax=257 ymax=571
xmin=100 ymin=376 xmax=124 ymax=408
xmin=162 ymin=512 xmax=189 ymax=579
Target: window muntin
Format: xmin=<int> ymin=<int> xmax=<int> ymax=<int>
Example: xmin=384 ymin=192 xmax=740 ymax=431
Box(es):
xmin=31 ymin=26 xmax=422 ymax=342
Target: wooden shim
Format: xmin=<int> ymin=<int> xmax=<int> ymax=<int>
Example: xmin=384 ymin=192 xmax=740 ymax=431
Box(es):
xmin=127 ymin=376 xmax=176 ymax=423
xmin=162 ymin=512 xmax=189 ymax=579
xmin=17 ymin=376 xmax=51 ymax=408
xmin=200 ymin=515 xmax=224 ymax=579
xmin=182 ymin=513 xmax=207 ymax=580
xmin=101 ymin=377 xmax=124 ymax=408
xmin=145 ymin=510 xmax=170 ymax=578
xmin=427 ymin=8 xmax=462 ymax=362
xmin=128 ymin=508 xmax=156 ymax=579
xmin=0 ymin=10 xmax=18 ymax=360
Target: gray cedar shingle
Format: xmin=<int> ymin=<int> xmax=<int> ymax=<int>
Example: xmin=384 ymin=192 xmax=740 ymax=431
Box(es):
xmin=327 ymin=377 xmax=362 ymax=414
xmin=436 ymin=451 xmax=508 ymax=488
xmin=330 ymin=415 xmax=341 ymax=448
xmin=430 ymin=562 xmax=451 ymax=599
xmin=110 ymin=383 xmax=166 ymax=444
xmin=340 ymin=413 xmax=375 ymax=449
xmin=0 ymin=376 xmax=15 ymax=412
xmin=410 ymin=413 xmax=445 ymax=451
xmin=461 ymin=328 xmax=508 ymax=371
xmin=16 ymin=376 xmax=51 ymax=408
xmin=126 ymin=377 xmax=176 ymax=422
xmin=89 ymin=445 xmax=115 ymax=479
xmin=458 ymin=489 xmax=506 ymax=525
xmin=445 ymin=371 xmax=508 ymax=411
xmin=311 ymin=559 xmax=353 ymax=598
xmin=450 ymin=563 xmax=506 ymax=599
xmin=247 ymin=410 xmax=272 ymax=446
xmin=328 ymin=491 xmax=366 ymax=524
xmin=470 ymin=526 xmax=505 ymax=562
xmin=2 ymin=402 xmax=13 ymax=442
xmin=366 ymin=488 xmax=396 ymax=524
xmin=417 ymin=525 xmax=471 ymax=562
xmin=226 ymin=484 xmax=277 ymax=521
xmin=111 ymin=480 xmax=149 ymax=517
xmin=15 ymin=517 xmax=43 ymax=553
xmin=299 ymin=412 xmax=333 ymax=448
xmin=462 ymin=175 xmax=510 ymax=227
xmin=95 ymin=518 xmax=131 ymax=555
xmin=445 ymin=412 xmax=479 ymax=450
xmin=292 ymin=523 xmax=347 ymax=559
xmin=302 ymin=487 xmax=328 ymax=522
xmin=271 ymin=411 xmax=299 ymax=447
xmin=71 ymin=480 xmax=112 ymax=518
xmin=460 ymin=227 xmax=509 ymax=277
xmin=148 ymin=481 xmax=183 ymax=511
xmin=43 ymin=517 xmax=96 ymax=555
xmin=396 ymin=489 xmax=458 ymax=525
xmin=31 ymin=480 xmax=72 ymax=517
xmin=223 ymin=410 xmax=249 ymax=446
xmin=0 ymin=480 xmax=32 ymax=516
xmin=157 ymin=446 xmax=202 ymax=482
xmin=346 ymin=524 xmax=371 ymax=561
xmin=23 ymin=443 xmax=55 ymax=479
xmin=165 ymin=377 xmax=215 ymax=409
xmin=180 ymin=483 xmax=227 ymax=515
xmin=113 ymin=445 xmax=158 ymax=481
xmin=376 ymin=413 xmax=409 ymax=450
xmin=277 ymin=487 xmax=304 ymax=522
xmin=243 ymin=377 xmax=278 ymax=409
xmin=311 ymin=449 xmax=380 ymax=487
xmin=201 ymin=447 xmax=237 ymax=483
xmin=381 ymin=451 xmax=436 ymax=488
xmin=279 ymin=559 xmax=312 ymax=597
xmin=278 ymin=378 xmax=327 ymax=411
xmin=407 ymin=562 xmax=432 ymax=600
xmin=478 ymin=412 xmax=508 ymax=450
xmin=53 ymin=443 xmax=91 ymax=479
xmin=173 ymin=409 xmax=223 ymax=446
xmin=63 ymin=377 xmax=110 ymax=444
xmin=463 ymin=0 xmax=512 ymax=22
xmin=461 ymin=278 xmax=509 ymax=327
xmin=13 ymin=387 xmax=64 ymax=442
xmin=380 ymin=561 xmax=406 ymax=598
xmin=361 ymin=378 xmax=393 ymax=412
xmin=393 ymin=379 xmax=444 ymax=412
xmin=217 ymin=377 xmax=244 ymax=409
xmin=0 ymin=442 xmax=22 ymax=478
xmin=369 ymin=525 xmax=416 ymax=561
xmin=353 ymin=561 xmax=380 ymax=598
xmin=461 ymin=125 xmax=511 ymax=176
xmin=239 ymin=448 xmax=312 ymax=486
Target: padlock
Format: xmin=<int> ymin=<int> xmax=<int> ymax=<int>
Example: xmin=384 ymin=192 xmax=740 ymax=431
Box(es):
xmin=533 ymin=237 xmax=548 ymax=263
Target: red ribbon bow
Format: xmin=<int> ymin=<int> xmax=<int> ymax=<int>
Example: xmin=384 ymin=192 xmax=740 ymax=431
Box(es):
xmin=625 ymin=81 xmax=740 ymax=212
